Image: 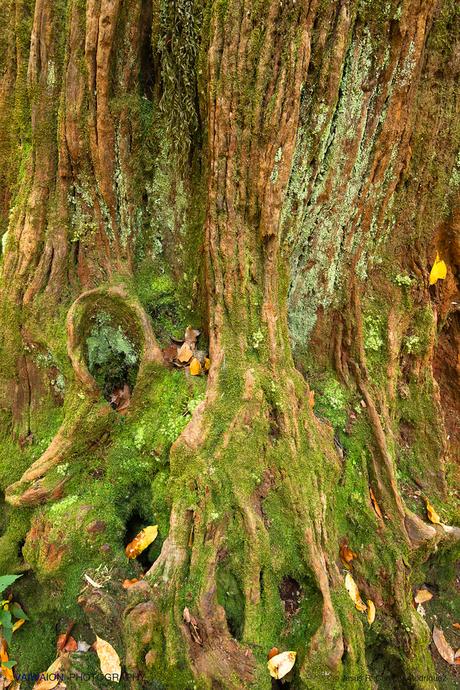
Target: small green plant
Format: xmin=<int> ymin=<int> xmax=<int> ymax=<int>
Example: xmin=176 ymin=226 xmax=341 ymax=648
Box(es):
xmin=316 ymin=377 xmax=349 ymax=429
xmin=403 ymin=334 xmax=421 ymax=355
xmin=252 ymin=330 xmax=264 ymax=350
xmin=394 ymin=273 xmax=413 ymax=287
xmin=0 ymin=573 xmax=28 ymax=677
xmin=364 ymin=315 xmax=384 ymax=352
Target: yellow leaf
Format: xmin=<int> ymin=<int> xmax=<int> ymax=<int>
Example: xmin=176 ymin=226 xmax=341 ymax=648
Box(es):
xmin=204 ymin=357 xmax=211 ymax=372
xmin=425 ymin=498 xmax=441 ymax=525
xmin=189 ymin=358 xmax=202 ymax=376
xmin=95 ymin=637 xmax=121 ymax=681
xmin=32 ymin=657 xmax=63 ymax=690
xmin=344 ymin=573 xmax=367 ymax=613
xmin=367 ymin=600 xmax=376 ymax=624
xmin=267 ymin=651 xmax=296 ymax=679
xmin=429 ymin=253 xmax=447 ymax=285
xmin=414 ymin=588 xmax=433 ymax=604
xmin=125 ymin=525 xmax=158 ymax=559
xmin=12 ymin=618 xmax=25 ymax=632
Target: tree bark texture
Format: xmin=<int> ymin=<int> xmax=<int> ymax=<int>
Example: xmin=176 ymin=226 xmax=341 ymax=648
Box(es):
xmin=0 ymin=1 xmax=459 ymax=689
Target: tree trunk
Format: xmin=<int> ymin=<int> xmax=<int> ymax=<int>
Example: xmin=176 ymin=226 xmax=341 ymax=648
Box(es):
xmin=0 ymin=1 xmax=459 ymax=689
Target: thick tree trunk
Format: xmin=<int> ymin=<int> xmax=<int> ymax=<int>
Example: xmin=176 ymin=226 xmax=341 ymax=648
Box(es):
xmin=0 ymin=1 xmax=459 ymax=689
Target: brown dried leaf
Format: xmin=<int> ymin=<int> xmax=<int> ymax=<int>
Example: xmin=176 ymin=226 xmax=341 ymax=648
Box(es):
xmin=183 ymin=607 xmax=202 ymax=645
xmin=163 ymin=344 xmax=178 ymax=364
xmin=95 ymin=637 xmax=121 ymax=680
xmin=432 ymin=626 xmax=455 ymax=664
xmin=370 ymin=488 xmax=383 ymax=519
xmin=414 ymin=588 xmax=433 ymax=604
xmin=340 ymin=543 xmax=357 ymax=568
xmin=177 ymin=343 xmax=193 ymax=364
xmin=184 ymin=327 xmax=200 ymax=345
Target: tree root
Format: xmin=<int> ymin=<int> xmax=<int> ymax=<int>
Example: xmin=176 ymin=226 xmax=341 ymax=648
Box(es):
xmin=5 ymin=284 xmax=164 ymax=507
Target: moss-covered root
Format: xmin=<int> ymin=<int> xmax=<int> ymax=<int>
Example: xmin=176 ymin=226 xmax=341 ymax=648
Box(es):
xmin=122 ymin=367 xmax=369 ymax=689
xmin=5 ymin=284 xmax=165 ymax=508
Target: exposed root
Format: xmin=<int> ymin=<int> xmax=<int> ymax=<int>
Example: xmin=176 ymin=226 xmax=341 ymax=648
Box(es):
xmin=6 ymin=285 xmax=164 ymax=507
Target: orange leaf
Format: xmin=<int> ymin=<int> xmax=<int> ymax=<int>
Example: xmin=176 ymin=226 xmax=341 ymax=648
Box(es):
xmin=0 ymin=640 xmax=14 ymax=682
xmin=122 ymin=578 xmax=140 ymax=589
xmin=125 ymin=525 xmax=158 ymax=559
xmin=308 ymin=390 xmax=315 ymax=409
xmin=267 ymin=647 xmax=279 ymax=660
xmin=340 ymin=543 xmax=357 ymax=568
xmin=189 ymin=358 xmax=202 ymax=376
xmin=453 ymin=623 xmax=460 ymax=630
xmin=204 ymin=357 xmax=211 ymax=372
xmin=370 ymin=488 xmax=383 ymax=519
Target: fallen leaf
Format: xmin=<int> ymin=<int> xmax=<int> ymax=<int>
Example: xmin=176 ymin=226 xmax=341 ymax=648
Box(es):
xmin=455 ymin=649 xmax=460 ymax=664
xmin=125 ymin=525 xmax=158 ymax=559
xmin=308 ymin=390 xmax=315 ymax=409
xmin=344 ymin=573 xmax=367 ymax=613
xmin=367 ymin=600 xmax=376 ymax=624
xmin=32 ymin=657 xmax=63 ymax=690
xmin=183 ymin=607 xmax=203 ymax=645
xmin=63 ymin=637 xmax=77 ymax=653
xmin=425 ymin=498 xmax=441 ymax=525
xmin=184 ymin=327 xmax=200 ymax=346
xmin=189 ymin=358 xmax=202 ymax=376
xmin=12 ymin=619 xmax=25 ymax=632
xmin=204 ymin=357 xmax=211 ymax=372
xmin=369 ymin=488 xmax=383 ymax=519
xmin=267 ymin=647 xmax=279 ymax=660
xmin=95 ymin=637 xmax=121 ymax=681
xmin=83 ymin=574 xmax=102 ymax=589
xmin=162 ymin=344 xmax=178 ymax=364
xmin=414 ymin=588 xmax=433 ymax=604
xmin=177 ymin=343 xmax=193 ymax=364
xmin=0 ymin=640 xmax=13 ymax=682
xmin=267 ymin=651 xmax=296 ymax=680
xmin=122 ymin=578 xmax=140 ymax=589
xmin=340 ymin=543 xmax=357 ymax=568
xmin=429 ymin=253 xmax=447 ymax=285
xmin=453 ymin=623 xmax=460 ymax=630
xmin=432 ymin=626 xmax=455 ymax=664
